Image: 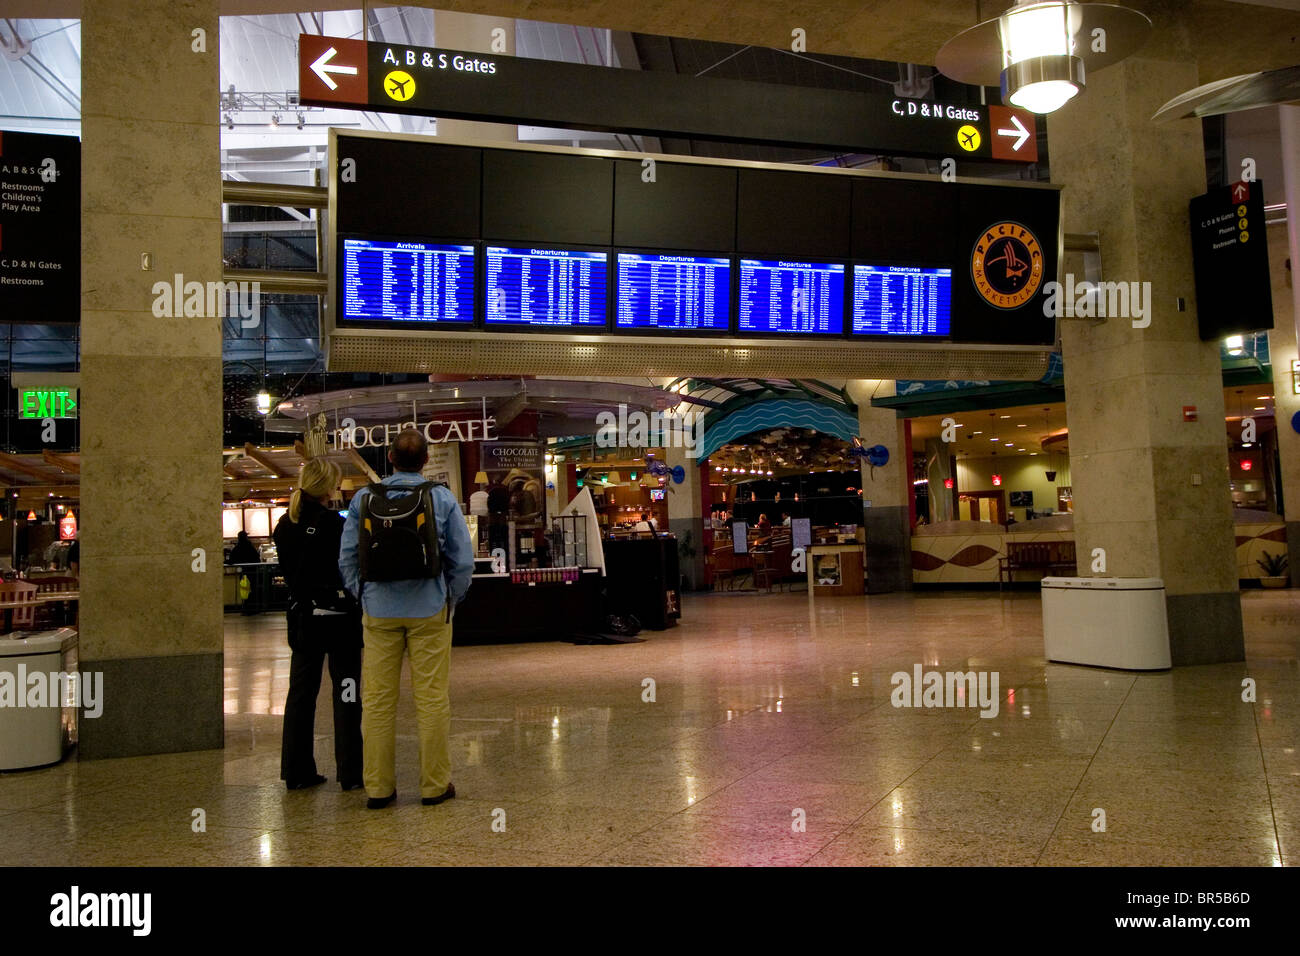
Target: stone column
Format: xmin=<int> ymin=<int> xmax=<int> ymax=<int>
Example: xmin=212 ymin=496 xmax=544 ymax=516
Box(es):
xmin=1051 ymin=59 xmax=1242 ymax=665
xmin=665 ymin=445 xmax=704 ymax=589
xmin=1274 ymin=107 xmax=1300 ymax=572
xmin=433 ymin=11 xmax=516 ymax=143
xmin=845 ymin=379 xmax=911 ymax=592
xmin=78 ymin=0 xmax=224 ymax=756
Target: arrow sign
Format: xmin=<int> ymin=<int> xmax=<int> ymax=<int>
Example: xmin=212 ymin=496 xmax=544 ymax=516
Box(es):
xmin=310 ymin=46 xmax=358 ymax=90
xmin=997 ymin=114 xmax=1030 ymax=152
xmin=1232 ymin=181 xmax=1250 ymax=202
xmin=988 ymin=106 xmax=1038 ymax=162
xmin=298 ymin=34 xmax=368 ymax=104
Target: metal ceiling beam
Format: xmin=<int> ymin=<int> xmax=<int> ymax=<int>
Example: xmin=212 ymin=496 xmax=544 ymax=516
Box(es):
xmin=243 ymin=442 xmax=287 ymax=478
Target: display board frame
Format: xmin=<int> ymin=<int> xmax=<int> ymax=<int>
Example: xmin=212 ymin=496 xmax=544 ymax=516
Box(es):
xmin=611 ymin=248 xmax=734 ymax=336
xmin=481 ymin=241 xmax=612 ymax=333
xmin=336 ymin=233 xmax=479 ymax=330
xmin=325 ymin=129 xmax=1063 ymax=376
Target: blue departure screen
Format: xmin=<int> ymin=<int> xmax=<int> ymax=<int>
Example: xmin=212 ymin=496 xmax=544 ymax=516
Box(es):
xmin=484 ymin=247 xmax=608 ymax=327
xmin=737 ymin=260 xmax=845 ymax=334
xmin=341 ymin=239 xmax=475 ymax=323
xmin=616 ymin=253 xmax=730 ymax=331
xmin=852 ymin=265 xmax=953 ymax=336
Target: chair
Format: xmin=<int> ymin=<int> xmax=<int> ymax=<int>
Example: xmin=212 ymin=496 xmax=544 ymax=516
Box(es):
xmin=753 ymin=550 xmax=783 ymax=593
xmin=34 ymin=576 xmax=78 ymax=628
xmin=0 ymin=581 xmax=39 ymax=632
xmin=707 ymin=547 xmax=736 ymax=591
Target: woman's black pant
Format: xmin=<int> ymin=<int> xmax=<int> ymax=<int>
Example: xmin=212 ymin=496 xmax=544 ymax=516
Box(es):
xmin=280 ymin=609 xmax=363 ymax=786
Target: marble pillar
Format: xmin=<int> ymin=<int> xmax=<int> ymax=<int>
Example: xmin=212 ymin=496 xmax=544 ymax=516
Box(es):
xmin=665 ymin=445 xmax=704 ymax=590
xmin=1051 ymin=60 xmax=1242 ymax=665
xmin=78 ymin=0 xmax=224 ymax=756
xmin=434 ymin=11 xmax=516 ymax=143
xmin=845 ymin=380 xmax=910 ymax=593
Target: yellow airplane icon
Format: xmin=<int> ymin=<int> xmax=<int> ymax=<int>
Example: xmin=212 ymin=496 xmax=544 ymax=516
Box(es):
xmin=957 ymin=124 xmax=981 ymax=151
xmin=384 ymin=70 xmax=416 ymax=101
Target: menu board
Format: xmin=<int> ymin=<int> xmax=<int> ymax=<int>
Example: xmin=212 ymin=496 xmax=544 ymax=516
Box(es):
xmin=341 ymin=238 xmax=475 ymax=323
xmin=737 ymin=259 xmax=844 ymax=334
xmin=851 ymin=264 xmax=952 ymax=336
xmin=616 ymin=253 xmax=730 ymax=331
xmin=484 ymin=246 xmax=608 ymax=327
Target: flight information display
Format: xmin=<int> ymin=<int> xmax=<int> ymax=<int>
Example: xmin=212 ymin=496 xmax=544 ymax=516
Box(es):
xmin=852 ymin=264 xmax=953 ymax=336
xmin=737 ymin=259 xmax=845 ymax=334
xmin=616 ymin=253 xmax=730 ymax=331
xmin=341 ymin=238 xmax=475 ymax=323
xmin=484 ymin=246 xmax=608 ymax=327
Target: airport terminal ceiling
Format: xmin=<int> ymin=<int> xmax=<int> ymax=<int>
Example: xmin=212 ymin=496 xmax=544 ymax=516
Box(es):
xmin=14 ymin=0 xmax=1300 ymax=82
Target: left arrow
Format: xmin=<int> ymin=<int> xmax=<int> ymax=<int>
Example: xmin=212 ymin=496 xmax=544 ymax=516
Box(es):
xmin=310 ymin=47 xmax=358 ymax=91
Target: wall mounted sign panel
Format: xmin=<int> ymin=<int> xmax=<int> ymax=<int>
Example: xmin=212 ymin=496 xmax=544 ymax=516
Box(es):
xmin=1190 ymin=180 xmax=1273 ymax=340
xmin=0 ymin=130 xmax=80 ymax=323
xmin=300 ymin=33 xmax=1037 ymax=163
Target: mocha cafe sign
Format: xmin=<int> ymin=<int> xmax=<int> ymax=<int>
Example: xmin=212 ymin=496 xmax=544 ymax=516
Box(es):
xmin=331 ymin=412 xmax=497 ymax=450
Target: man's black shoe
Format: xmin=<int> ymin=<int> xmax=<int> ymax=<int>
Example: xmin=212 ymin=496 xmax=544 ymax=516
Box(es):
xmin=422 ymin=783 xmax=456 ymax=806
xmin=286 ymin=774 xmax=326 ymax=791
xmin=367 ymin=791 xmax=397 ymax=809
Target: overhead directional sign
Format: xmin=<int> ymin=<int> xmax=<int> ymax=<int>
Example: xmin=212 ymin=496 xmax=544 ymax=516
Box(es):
xmin=1189 ymin=179 xmax=1272 ymax=341
xmin=0 ymin=130 xmax=80 ymax=322
xmin=298 ymin=34 xmax=1038 ymax=163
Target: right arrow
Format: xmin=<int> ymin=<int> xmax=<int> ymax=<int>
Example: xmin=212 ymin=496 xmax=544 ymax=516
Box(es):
xmin=310 ymin=46 xmax=358 ymax=91
xmin=996 ymin=114 xmax=1030 ymax=152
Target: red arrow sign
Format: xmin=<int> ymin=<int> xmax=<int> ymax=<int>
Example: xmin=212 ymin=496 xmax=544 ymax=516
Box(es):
xmin=1231 ymin=181 xmax=1250 ymax=202
xmin=298 ymin=34 xmax=367 ymax=105
xmin=989 ymin=106 xmax=1037 ymax=162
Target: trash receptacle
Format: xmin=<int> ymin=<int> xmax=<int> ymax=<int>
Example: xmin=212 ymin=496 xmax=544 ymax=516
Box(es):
xmin=1041 ymin=577 xmax=1171 ymax=670
xmin=0 ymin=628 xmax=80 ymax=770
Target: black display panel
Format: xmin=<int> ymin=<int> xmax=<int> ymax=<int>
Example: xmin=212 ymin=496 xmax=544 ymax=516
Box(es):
xmin=481 ymin=151 xmax=613 ymax=246
xmin=737 ymin=259 xmax=845 ymax=335
xmin=613 ymin=160 xmax=737 ymax=251
xmin=736 ymin=169 xmax=851 ymax=259
xmin=334 ymin=137 xmax=480 ymax=238
xmin=484 ymin=246 xmax=609 ymax=328
xmin=615 ymin=252 xmax=731 ymax=332
xmin=851 ymin=264 xmax=952 ymax=337
xmin=340 ymin=238 xmax=476 ymax=325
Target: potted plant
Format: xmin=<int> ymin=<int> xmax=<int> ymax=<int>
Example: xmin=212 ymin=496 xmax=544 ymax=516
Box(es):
xmin=1256 ymin=551 xmax=1289 ymax=588
xmin=678 ymin=529 xmax=698 ymax=592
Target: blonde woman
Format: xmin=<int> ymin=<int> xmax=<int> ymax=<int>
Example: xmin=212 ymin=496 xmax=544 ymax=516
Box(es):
xmin=272 ymin=458 xmax=363 ymax=791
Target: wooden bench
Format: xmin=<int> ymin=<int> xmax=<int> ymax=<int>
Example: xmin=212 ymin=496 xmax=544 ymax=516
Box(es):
xmin=999 ymin=541 xmax=1076 ymax=591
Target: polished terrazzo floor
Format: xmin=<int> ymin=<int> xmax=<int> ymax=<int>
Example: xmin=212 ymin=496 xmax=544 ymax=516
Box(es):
xmin=3 ymin=588 xmax=1299 ymax=866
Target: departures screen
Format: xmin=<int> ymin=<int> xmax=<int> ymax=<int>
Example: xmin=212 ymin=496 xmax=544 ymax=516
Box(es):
xmin=615 ymin=253 xmax=730 ymax=331
xmin=737 ymin=259 xmax=845 ymax=334
xmin=484 ymin=246 xmax=608 ymax=327
xmin=851 ymin=265 xmax=953 ymax=336
xmin=341 ymin=238 xmax=476 ymax=323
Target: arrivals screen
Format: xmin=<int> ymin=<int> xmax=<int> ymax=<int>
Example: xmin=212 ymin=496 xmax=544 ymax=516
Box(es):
xmin=341 ymin=238 xmax=476 ymax=324
xmin=737 ymin=259 xmax=845 ymax=334
xmin=615 ymin=253 xmax=731 ymax=331
xmin=852 ymin=264 xmax=953 ymax=336
xmin=484 ymin=246 xmax=608 ymax=327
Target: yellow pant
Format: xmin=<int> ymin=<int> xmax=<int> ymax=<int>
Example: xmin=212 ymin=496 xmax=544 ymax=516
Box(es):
xmin=361 ymin=611 xmax=453 ymax=799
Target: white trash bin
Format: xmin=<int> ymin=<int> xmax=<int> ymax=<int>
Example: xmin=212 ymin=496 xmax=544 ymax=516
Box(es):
xmin=0 ymin=628 xmax=80 ymax=770
xmin=1041 ymin=577 xmax=1171 ymax=670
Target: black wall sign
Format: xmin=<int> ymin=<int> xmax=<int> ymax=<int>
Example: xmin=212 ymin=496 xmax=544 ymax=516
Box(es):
xmin=300 ymin=34 xmax=1038 ymax=163
xmin=331 ymin=133 xmax=1061 ymax=346
xmin=0 ymin=130 xmax=80 ymax=323
xmin=1189 ymin=180 xmax=1273 ymax=341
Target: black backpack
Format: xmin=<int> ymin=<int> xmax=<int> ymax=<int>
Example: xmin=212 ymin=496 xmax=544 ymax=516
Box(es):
xmin=358 ymin=481 xmax=441 ymax=582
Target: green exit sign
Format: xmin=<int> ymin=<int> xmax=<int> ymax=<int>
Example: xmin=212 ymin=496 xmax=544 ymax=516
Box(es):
xmin=19 ymin=388 xmax=78 ymax=419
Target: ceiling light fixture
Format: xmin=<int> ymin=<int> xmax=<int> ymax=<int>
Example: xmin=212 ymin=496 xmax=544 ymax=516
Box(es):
xmin=1225 ymin=334 xmax=1245 ymax=356
xmin=936 ymin=1 xmax=1151 ymax=115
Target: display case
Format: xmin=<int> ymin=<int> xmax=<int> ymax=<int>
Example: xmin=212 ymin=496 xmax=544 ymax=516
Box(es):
xmin=548 ymin=513 xmax=590 ymax=569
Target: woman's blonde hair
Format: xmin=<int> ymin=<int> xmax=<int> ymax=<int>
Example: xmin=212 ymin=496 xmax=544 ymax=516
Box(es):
xmin=289 ymin=458 xmax=342 ymax=523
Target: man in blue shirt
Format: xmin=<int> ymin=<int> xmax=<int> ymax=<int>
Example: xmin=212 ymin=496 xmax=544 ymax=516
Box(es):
xmin=340 ymin=428 xmax=475 ymax=809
